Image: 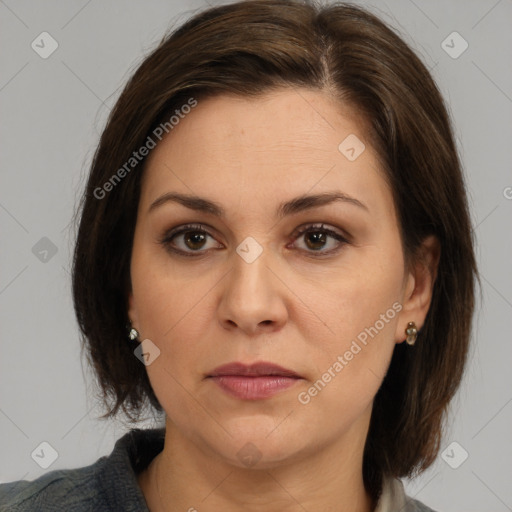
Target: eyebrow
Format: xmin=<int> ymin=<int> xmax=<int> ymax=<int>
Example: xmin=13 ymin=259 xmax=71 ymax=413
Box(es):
xmin=148 ymin=191 xmax=369 ymax=218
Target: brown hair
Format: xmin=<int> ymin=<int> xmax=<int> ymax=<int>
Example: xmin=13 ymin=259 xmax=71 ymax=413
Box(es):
xmin=72 ymin=0 xmax=478 ymax=500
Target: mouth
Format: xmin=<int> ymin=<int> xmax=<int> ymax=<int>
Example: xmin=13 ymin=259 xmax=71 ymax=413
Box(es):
xmin=207 ymin=361 xmax=302 ymax=379
xmin=206 ymin=361 xmax=303 ymax=400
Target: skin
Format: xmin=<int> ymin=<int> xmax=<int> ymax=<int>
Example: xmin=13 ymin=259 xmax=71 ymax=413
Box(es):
xmin=129 ymin=88 xmax=440 ymax=512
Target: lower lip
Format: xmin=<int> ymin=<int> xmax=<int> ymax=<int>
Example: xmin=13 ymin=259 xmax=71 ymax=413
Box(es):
xmin=209 ymin=375 xmax=300 ymax=400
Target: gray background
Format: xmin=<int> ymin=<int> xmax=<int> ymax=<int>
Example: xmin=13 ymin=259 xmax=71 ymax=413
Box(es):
xmin=1 ymin=0 xmax=511 ymax=510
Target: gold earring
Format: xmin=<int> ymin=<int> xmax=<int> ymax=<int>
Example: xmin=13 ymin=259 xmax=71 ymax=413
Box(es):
xmin=405 ymin=322 xmax=417 ymax=345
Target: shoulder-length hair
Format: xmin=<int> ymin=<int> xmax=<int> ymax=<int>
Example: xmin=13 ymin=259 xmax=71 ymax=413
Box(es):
xmin=72 ymin=0 xmax=478 ymax=500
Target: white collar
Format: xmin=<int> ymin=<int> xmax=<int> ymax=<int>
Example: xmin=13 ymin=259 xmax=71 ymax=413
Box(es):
xmin=375 ymin=476 xmax=408 ymax=511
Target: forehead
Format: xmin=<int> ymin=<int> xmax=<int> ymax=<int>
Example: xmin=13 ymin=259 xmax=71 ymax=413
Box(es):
xmin=146 ymin=88 xmax=367 ymax=164
xmin=140 ymin=88 xmax=392 ymax=218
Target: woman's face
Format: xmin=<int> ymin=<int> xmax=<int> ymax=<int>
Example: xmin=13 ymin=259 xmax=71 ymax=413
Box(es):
xmin=128 ymin=88 xmax=428 ymax=468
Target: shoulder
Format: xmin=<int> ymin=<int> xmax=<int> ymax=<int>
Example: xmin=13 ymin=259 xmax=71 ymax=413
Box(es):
xmin=0 ymin=464 xmax=106 ymax=512
xmin=0 ymin=427 xmax=165 ymax=512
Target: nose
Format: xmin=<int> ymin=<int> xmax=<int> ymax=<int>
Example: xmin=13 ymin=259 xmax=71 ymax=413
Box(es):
xmin=217 ymin=246 xmax=288 ymax=336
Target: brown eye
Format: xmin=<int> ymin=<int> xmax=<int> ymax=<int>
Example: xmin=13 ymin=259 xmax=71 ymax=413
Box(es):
xmin=159 ymin=222 xmax=349 ymax=258
xmin=291 ymin=223 xmax=349 ymax=256
xmin=159 ymin=224 xmax=222 ymax=257
xmin=182 ymin=231 xmax=208 ymax=250
xmin=304 ymin=230 xmax=328 ymax=250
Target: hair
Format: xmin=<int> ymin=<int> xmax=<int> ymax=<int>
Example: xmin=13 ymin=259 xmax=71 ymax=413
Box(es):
xmin=71 ymin=0 xmax=478 ymax=501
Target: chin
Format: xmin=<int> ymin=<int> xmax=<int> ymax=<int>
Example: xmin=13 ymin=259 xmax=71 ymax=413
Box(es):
xmin=213 ymin=421 xmax=313 ymax=470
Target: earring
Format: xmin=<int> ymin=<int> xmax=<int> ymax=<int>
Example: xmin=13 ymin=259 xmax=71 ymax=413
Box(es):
xmin=128 ymin=327 xmax=140 ymax=342
xmin=405 ymin=322 xmax=417 ymax=346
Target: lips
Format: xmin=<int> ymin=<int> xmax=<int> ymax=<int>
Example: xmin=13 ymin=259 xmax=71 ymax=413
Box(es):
xmin=207 ymin=361 xmax=302 ymax=400
xmin=208 ymin=361 xmax=301 ymax=379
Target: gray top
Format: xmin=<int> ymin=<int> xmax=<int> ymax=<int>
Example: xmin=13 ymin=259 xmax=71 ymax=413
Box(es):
xmin=0 ymin=428 xmax=437 ymax=511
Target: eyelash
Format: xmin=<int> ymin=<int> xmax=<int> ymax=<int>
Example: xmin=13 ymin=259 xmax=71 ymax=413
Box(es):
xmin=158 ymin=223 xmax=350 ymax=258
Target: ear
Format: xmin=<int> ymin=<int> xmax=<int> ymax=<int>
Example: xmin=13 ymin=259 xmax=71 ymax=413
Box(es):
xmin=395 ymin=235 xmax=441 ymax=344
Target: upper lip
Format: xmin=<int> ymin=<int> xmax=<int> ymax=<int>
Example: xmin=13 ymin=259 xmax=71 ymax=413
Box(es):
xmin=208 ymin=361 xmax=301 ymax=378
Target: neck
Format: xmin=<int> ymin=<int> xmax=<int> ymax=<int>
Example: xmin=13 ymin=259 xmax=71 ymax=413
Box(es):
xmin=140 ymin=412 xmax=376 ymax=512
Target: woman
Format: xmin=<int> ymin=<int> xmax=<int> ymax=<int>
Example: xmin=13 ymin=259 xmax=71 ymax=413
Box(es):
xmin=0 ymin=0 xmax=477 ymax=511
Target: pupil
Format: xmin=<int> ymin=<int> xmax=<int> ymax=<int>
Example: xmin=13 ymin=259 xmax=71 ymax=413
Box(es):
xmin=306 ymin=231 xmax=326 ymax=250
xmin=186 ymin=232 xmax=205 ymax=249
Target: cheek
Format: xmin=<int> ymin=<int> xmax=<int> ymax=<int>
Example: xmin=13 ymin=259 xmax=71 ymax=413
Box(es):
xmin=132 ymin=273 xmax=209 ymax=368
xmin=130 ymin=243 xmax=222 ymax=405
xmin=313 ymin=245 xmax=403 ymax=344
xmin=306 ymin=287 xmax=399 ymax=392
xmin=298 ymin=243 xmax=404 ymax=405
xmin=130 ymin=254 xmax=210 ymax=421
xmin=131 ymin=230 xmax=206 ymax=339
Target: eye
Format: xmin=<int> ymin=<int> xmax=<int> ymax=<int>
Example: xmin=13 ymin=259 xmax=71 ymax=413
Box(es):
xmin=289 ymin=223 xmax=349 ymax=256
xmin=159 ymin=223 xmax=222 ymax=257
xmin=159 ymin=222 xmax=349 ymax=258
